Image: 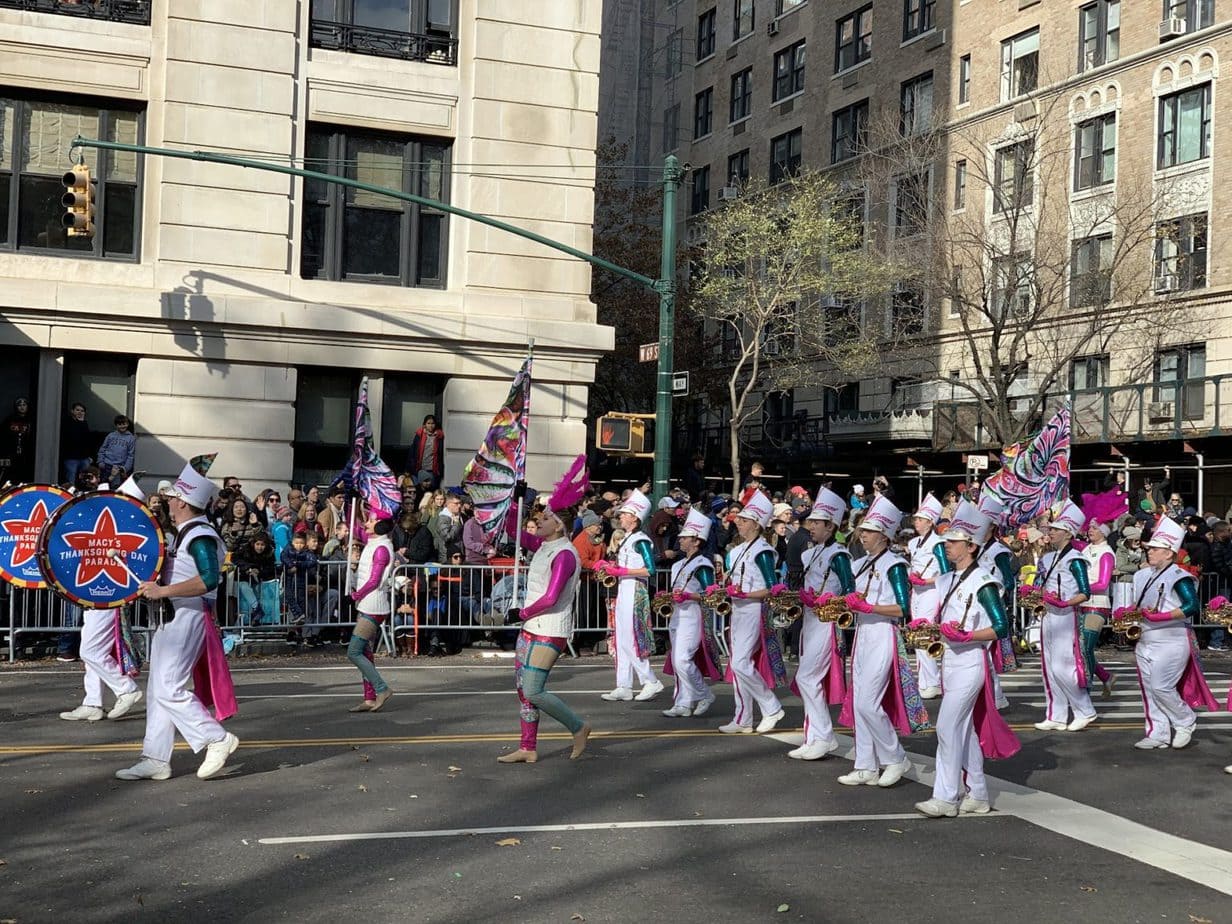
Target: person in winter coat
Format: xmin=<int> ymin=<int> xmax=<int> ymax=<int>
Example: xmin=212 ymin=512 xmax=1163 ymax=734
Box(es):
xmin=406 ymin=414 xmax=445 ymax=489
xmin=2 ymin=397 xmax=35 ymax=483
xmin=221 ymin=498 xmax=264 ymax=554
xmin=234 ymin=533 xmax=280 ymax=624
xmin=270 ymin=504 xmax=295 ymax=560
xmin=281 ymin=525 xmax=318 ymax=623
xmin=61 ymin=402 xmax=95 ymax=485
xmin=95 ymin=415 xmax=136 ymax=484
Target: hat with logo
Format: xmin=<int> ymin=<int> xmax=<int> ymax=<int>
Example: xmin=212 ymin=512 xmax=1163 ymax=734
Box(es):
xmin=914 ymin=493 xmax=943 ymax=524
xmin=678 ymin=507 xmax=713 ymax=541
xmin=859 ymin=495 xmax=904 ymax=535
xmin=737 ymin=489 xmax=774 ymax=527
xmin=166 ymin=453 xmax=219 ymax=509
xmin=1049 ymin=500 xmax=1086 ymax=536
xmin=806 ymin=487 xmax=847 ymax=524
xmin=1146 ymin=516 xmax=1185 ymax=552
xmin=945 ymin=500 xmax=991 ymax=544
xmin=617 ymin=488 xmax=652 ymax=521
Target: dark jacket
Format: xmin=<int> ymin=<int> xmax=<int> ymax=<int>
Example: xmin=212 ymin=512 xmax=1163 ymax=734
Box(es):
xmin=234 ymin=538 xmax=277 ymax=583
xmin=61 ymin=415 xmax=95 ymax=459
xmin=785 ymin=526 xmax=812 ymax=589
xmin=1209 ymin=536 xmax=1232 ymax=595
xmin=280 ymin=546 xmax=318 ymax=585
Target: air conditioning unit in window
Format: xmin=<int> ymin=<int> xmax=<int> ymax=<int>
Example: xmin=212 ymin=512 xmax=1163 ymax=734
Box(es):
xmin=686 ymin=223 xmax=706 ymax=245
xmin=767 ymin=19 xmax=780 ymax=36
xmin=1155 ymin=273 xmax=1180 ymax=294
xmin=764 ymin=340 xmax=782 ymax=356
xmin=1148 ymin=401 xmax=1175 ymax=420
xmin=718 ymin=186 xmax=739 ymax=201
xmin=1159 ymin=17 xmax=1186 ymax=40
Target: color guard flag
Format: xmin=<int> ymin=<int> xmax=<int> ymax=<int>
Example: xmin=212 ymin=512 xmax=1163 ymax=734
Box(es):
xmin=462 ymin=353 xmax=532 ymax=541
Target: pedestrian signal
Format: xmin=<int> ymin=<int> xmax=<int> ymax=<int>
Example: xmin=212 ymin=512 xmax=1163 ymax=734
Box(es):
xmin=596 ymin=415 xmax=646 ymax=454
xmin=61 ymin=164 xmax=95 ymax=238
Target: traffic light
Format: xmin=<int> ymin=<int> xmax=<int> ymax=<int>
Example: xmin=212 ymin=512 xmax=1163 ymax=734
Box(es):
xmin=596 ymin=415 xmax=646 ymax=454
xmin=61 ymin=164 xmax=95 ymax=238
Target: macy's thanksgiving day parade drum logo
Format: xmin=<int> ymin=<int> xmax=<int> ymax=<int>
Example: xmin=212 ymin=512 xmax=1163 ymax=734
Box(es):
xmin=37 ymin=491 xmax=165 ymax=607
xmin=0 ymin=484 xmax=73 ymax=588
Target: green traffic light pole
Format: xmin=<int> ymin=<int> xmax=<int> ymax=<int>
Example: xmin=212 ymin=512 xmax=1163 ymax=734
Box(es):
xmin=70 ymin=137 xmax=684 ymax=501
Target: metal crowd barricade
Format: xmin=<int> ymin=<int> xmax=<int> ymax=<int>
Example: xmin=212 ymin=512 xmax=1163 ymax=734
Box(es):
xmin=222 ymin=559 xmax=355 ymax=644
xmin=5 ymin=587 xmax=162 ymax=662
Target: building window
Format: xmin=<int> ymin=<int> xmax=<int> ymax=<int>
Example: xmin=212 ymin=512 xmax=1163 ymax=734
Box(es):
xmin=0 ymin=93 xmax=142 ymax=259
xmin=958 ymin=54 xmax=971 ymax=104
xmin=1153 ymin=342 xmax=1205 ymax=419
xmin=823 ymin=295 xmax=862 ymax=347
xmin=1079 ymin=1 xmax=1119 ymax=72
xmin=1070 ymin=234 xmax=1114 ymax=307
xmin=770 ymin=128 xmax=802 ymax=183
xmin=727 ymin=149 xmax=750 ymax=185
xmin=1074 ymin=114 xmax=1116 ymax=191
xmin=993 ymin=141 xmax=1034 ymax=213
xmin=900 ymin=72 xmax=934 ymax=136
xmin=1155 ymin=213 xmax=1208 ymax=291
xmin=903 ymin=0 xmax=936 ymax=41
xmin=1163 ymin=0 xmax=1215 ymax=34
xmin=309 ymin=0 xmax=457 ymax=65
xmin=733 ymin=0 xmax=755 ymax=39
xmin=694 ymin=87 xmax=714 ymax=139
xmin=1158 ymin=84 xmax=1211 ymax=169
xmin=835 ymin=6 xmax=873 ymax=73
xmin=697 ymin=7 xmax=716 ymax=60
xmin=663 ymin=104 xmax=680 ymax=153
xmin=953 ymin=159 xmax=967 ymax=209
xmin=777 ymin=0 xmax=807 ymax=14
xmin=729 ymin=68 xmax=753 ymax=122
xmin=1000 ymin=28 xmax=1039 ymax=101
xmin=1070 ymin=354 xmax=1109 ymax=390
xmin=890 ymin=286 xmax=927 ymax=336
xmin=301 ymin=125 xmax=449 ymax=287
xmin=666 ymin=28 xmax=683 ymax=78
xmin=773 ymin=40 xmax=807 ymax=101
xmin=831 ymin=99 xmax=869 ymax=164
xmin=991 ymin=253 xmax=1033 ymax=319
xmin=293 ymin=369 xmax=360 ymax=484
xmin=690 ymin=165 xmax=711 ymax=214
xmin=893 ymin=171 xmax=929 ymax=237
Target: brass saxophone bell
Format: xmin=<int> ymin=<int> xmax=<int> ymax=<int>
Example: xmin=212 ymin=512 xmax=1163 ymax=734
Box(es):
xmin=599 ymin=572 xmax=617 ymax=589
xmin=836 ymin=610 xmax=854 ymax=629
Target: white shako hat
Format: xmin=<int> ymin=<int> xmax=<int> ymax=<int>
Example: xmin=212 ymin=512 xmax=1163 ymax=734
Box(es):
xmin=914 ymin=492 xmax=943 ymax=523
xmin=946 ymin=500 xmax=991 ymax=544
xmin=166 ymin=453 xmax=219 ymax=510
xmin=617 ymin=488 xmax=652 ymax=521
xmin=806 ymin=486 xmax=846 ymax=524
xmin=859 ymin=495 xmax=903 ymax=535
xmin=678 ymin=507 xmax=712 ymax=541
xmin=1146 ymin=516 xmax=1186 ymax=552
xmin=115 ymin=475 xmax=147 ymax=503
xmin=737 ymin=489 xmax=773 ymax=527
xmin=1049 ymin=500 xmax=1086 ymax=536
xmin=976 ymin=491 xmax=1005 ymax=524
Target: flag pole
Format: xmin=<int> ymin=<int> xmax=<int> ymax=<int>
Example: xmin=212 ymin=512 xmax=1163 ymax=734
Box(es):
xmin=510 ymin=338 xmax=534 ymax=614
xmin=345 ymin=496 xmax=357 ymax=595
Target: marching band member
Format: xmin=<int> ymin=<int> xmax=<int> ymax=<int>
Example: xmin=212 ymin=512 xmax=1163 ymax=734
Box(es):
xmin=906 ymin=494 xmax=950 ymax=699
xmin=1112 ymin=517 xmax=1219 ymax=750
xmin=915 ymin=502 xmax=1020 ymax=818
xmin=1027 ymin=501 xmax=1098 ymax=732
xmin=598 ymin=489 xmax=663 ymax=702
xmin=498 ymin=457 xmax=591 ymax=763
xmin=718 ymin=490 xmax=788 ymax=734
xmin=1080 ymin=521 xmax=1118 ymax=699
xmin=662 ymin=507 xmax=722 ymax=717
xmin=837 ymin=495 xmax=928 ymax=787
xmin=975 ymin=492 xmax=1018 ymax=710
xmin=118 ymin=456 xmax=238 ymax=782
xmin=787 ymin=487 xmax=854 ymax=760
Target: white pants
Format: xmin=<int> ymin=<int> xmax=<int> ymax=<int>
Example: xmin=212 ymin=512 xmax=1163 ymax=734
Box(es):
xmin=79 ymin=609 xmax=139 ymax=708
xmin=933 ymin=645 xmax=990 ymax=804
xmin=851 ymin=616 xmax=906 ymax=771
xmin=142 ymin=607 xmax=226 ymax=763
xmin=910 ymin=586 xmax=942 ymax=692
xmin=669 ymin=604 xmax=706 ymax=708
xmin=1135 ymin=627 xmax=1196 ymax=743
xmin=796 ymin=614 xmax=838 ymax=746
xmin=729 ymin=601 xmax=781 ymax=726
xmin=991 ymin=670 xmax=1007 ymax=708
xmin=614 ymin=579 xmax=655 ymax=689
xmin=1040 ymin=608 xmax=1095 ymax=723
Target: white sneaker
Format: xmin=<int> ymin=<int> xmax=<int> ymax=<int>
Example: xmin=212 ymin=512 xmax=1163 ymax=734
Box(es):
xmin=1033 ymin=719 xmax=1068 ymax=731
xmin=837 ymin=769 xmax=879 ymax=786
xmin=755 ymin=710 xmax=786 ymax=734
xmin=1066 ymin=713 xmax=1097 ymax=732
xmin=59 ymin=705 xmax=104 ymax=722
xmin=115 ymin=757 xmax=171 ymax=781
xmin=914 ymin=798 xmax=958 ymax=818
xmin=661 ymin=704 xmax=692 ymax=717
xmin=634 ymin=680 xmax=664 ymax=701
xmin=197 ymin=732 xmax=239 ymax=780
xmin=1171 ymin=725 xmax=1195 ymax=749
xmin=1224 ymin=764 xmax=1232 ymax=774
xmin=995 ymin=697 xmax=1010 ymax=711
xmin=107 ymin=690 xmax=143 ymax=720
xmin=692 ymin=691 xmax=716 ymax=716
xmin=1101 ymin=674 xmax=1117 ymax=700
xmin=791 ymin=740 xmax=838 ymax=761
xmin=960 ymin=796 xmax=991 ymax=815
xmin=919 ymin=686 xmax=942 ymax=700
xmin=878 ymin=757 xmax=912 ymax=788
xmin=718 ymin=721 xmax=753 ymax=734
xmin=600 ymin=687 xmax=633 ymax=702
xmin=1134 ymin=737 xmax=1169 ymax=750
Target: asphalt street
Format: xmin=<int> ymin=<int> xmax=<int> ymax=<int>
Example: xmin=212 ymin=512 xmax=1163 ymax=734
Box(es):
xmin=2 ymin=648 xmax=1231 ymax=923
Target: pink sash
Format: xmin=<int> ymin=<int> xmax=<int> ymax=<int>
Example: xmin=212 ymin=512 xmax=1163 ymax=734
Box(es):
xmin=665 ymin=610 xmax=724 ymax=683
xmin=789 ymin=624 xmax=847 ymax=705
xmin=838 ymin=639 xmax=914 ymax=737
xmin=973 ymin=653 xmax=1021 ymax=759
xmin=723 ymin=624 xmax=785 ymax=689
xmin=192 ymin=609 xmax=238 ymax=722
xmin=1180 ymin=630 xmax=1221 ymax=712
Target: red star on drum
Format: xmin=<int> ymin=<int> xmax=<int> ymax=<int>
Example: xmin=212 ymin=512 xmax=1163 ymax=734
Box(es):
xmin=62 ymin=507 xmax=150 ymax=588
xmin=0 ymin=499 xmax=51 ymax=568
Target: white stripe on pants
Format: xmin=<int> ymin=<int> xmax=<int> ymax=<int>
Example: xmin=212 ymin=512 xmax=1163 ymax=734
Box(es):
xmin=1135 ymin=627 xmax=1195 ymax=743
xmin=933 ymin=645 xmax=989 ymax=804
xmin=1040 ymin=609 xmax=1095 ymax=723
xmin=851 ymin=617 xmax=906 ymax=771
xmin=910 ymin=586 xmax=942 ymax=692
xmin=614 ymin=579 xmax=655 ymax=689
xmin=728 ymin=601 xmax=781 ymax=726
xmin=142 ymin=607 xmax=226 ymax=762
xmin=79 ymin=609 xmax=138 ymax=708
xmin=669 ymin=604 xmax=706 ymax=708
xmin=796 ymin=614 xmax=837 ymax=746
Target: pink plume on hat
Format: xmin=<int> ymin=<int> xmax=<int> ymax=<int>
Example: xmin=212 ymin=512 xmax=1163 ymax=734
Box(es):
xmin=548 ymin=454 xmax=589 ymax=513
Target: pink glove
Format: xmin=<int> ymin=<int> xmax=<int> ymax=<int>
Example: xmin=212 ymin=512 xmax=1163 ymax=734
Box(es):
xmin=725 ymin=583 xmax=747 ymax=600
xmin=1017 ymin=585 xmax=1035 ymax=598
xmin=1041 ymin=592 xmax=1068 ymax=609
xmin=704 ymin=584 xmax=721 ymax=595
xmin=798 ymin=589 xmax=818 ymax=609
xmin=939 ymin=621 xmax=972 ymax=643
xmin=671 ymin=590 xmax=691 ymax=604
xmin=770 ymin=583 xmax=789 ymax=596
xmin=814 ymin=591 xmax=835 ymax=607
xmin=606 ymin=564 xmax=630 ymax=578
xmin=1143 ymin=610 xmax=1176 ymax=623
xmin=1111 ymin=606 xmax=1130 ymax=621
xmin=908 ymin=573 xmax=928 ymax=586
xmin=844 ymin=592 xmax=874 ymax=614
xmin=1209 ymin=595 xmax=1229 ymax=610
xmin=593 ymin=560 xmax=610 ymax=573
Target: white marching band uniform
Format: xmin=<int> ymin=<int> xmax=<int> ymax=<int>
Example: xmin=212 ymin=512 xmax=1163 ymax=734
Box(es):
xmin=612 ymin=489 xmax=659 ymax=694
xmin=725 ymin=490 xmax=783 ymax=730
xmin=907 ymin=494 xmax=947 ymax=696
xmin=666 ymin=507 xmax=718 ymax=714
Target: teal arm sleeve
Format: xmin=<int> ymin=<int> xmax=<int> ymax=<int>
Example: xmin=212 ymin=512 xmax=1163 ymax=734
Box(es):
xmin=1175 ymin=577 xmax=1200 ymax=620
xmin=832 ymin=553 xmax=855 ymax=594
xmin=994 ymin=552 xmax=1016 ymax=594
xmin=635 ymin=539 xmax=655 ymax=576
xmin=887 ymin=562 xmax=911 ymax=615
xmin=188 ymin=537 xmax=221 ymax=592
xmin=1069 ymin=559 xmax=1091 ymax=597
xmin=695 ymin=565 xmax=716 ymax=588
xmin=755 ymin=550 xmax=777 ymax=586
xmin=933 ymin=543 xmax=952 ymax=574
xmin=977 ymin=584 xmax=1009 ymax=638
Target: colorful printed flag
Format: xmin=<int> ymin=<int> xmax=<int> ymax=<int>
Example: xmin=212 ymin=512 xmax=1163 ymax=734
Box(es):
xmin=336 ymin=377 xmax=401 ymax=518
xmin=462 ymin=353 xmax=532 ymax=541
xmin=983 ymin=403 xmax=1071 ymax=528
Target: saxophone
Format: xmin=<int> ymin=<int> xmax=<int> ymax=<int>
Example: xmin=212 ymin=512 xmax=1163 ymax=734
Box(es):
xmin=651 ymin=591 xmax=675 ymax=619
xmin=701 ymin=586 xmax=732 ymax=617
xmin=903 ymin=622 xmax=944 ymax=660
xmin=814 ymin=595 xmax=855 ymax=628
xmin=767 ymin=590 xmax=802 ymax=628
xmin=1110 ymin=608 xmax=1143 ymax=643
xmin=1206 ymin=597 xmax=1232 ymax=628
